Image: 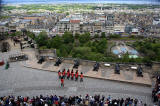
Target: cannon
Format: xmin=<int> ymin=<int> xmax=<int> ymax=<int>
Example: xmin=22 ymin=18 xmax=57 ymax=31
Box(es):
xmin=24 ymin=36 xmax=28 ymax=41
xmin=37 ymin=57 xmax=45 ymax=64
xmin=73 ymin=60 xmax=79 ymax=69
xmin=93 ymin=62 xmax=99 ymax=71
xmin=115 ymin=64 xmax=120 ymax=74
xmin=54 ymin=58 xmax=62 ymax=66
xmin=137 ymin=65 xmax=143 ymax=77
xmin=30 ymin=43 xmax=35 ymax=48
xmin=1 ymin=42 xmax=10 ymax=52
xmin=9 ymin=53 xmax=28 ymax=62
xmin=28 ymin=40 xmax=32 ymax=44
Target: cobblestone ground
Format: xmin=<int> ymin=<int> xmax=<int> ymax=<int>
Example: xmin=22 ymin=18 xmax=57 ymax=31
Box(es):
xmin=0 ymin=49 xmax=153 ymax=105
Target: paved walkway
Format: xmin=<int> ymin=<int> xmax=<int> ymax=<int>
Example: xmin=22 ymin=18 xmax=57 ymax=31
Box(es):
xmin=0 ymin=62 xmax=153 ymax=105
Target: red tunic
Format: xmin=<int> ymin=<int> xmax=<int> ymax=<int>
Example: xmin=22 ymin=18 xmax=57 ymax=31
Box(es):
xmin=75 ymin=73 xmax=78 ymax=78
xmin=80 ymin=74 xmax=83 ymax=78
xmin=67 ymin=72 xmax=70 ymax=77
xmin=76 ymin=72 xmax=78 ymax=75
xmin=71 ymin=72 xmax=74 ymax=77
xmin=62 ymin=71 xmax=65 ymax=76
xmin=64 ymin=69 xmax=66 ymax=73
xmin=58 ymin=72 xmax=61 ymax=76
xmin=61 ymin=79 xmax=64 ymax=83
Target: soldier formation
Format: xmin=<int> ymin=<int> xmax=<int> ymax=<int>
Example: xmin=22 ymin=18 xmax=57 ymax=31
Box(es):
xmin=58 ymin=69 xmax=84 ymax=87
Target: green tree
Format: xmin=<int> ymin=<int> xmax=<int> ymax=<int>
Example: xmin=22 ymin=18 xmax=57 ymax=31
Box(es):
xmin=65 ymin=43 xmax=73 ymax=54
xmin=49 ymin=35 xmax=62 ymax=49
xmin=87 ymin=52 xmax=104 ymax=61
xmin=9 ymin=31 xmax=22 ymax=37
xmin=109 ymin=34 xmax=121 ymax=39
xmin=75 ymin=33 xmax=80 ymax=39
xmin=72 ymin=47 xmax=91 ymax=58
xmin=39 ymin=46 xmax=47 ymax=50
xmin=96 ymin=38 xmax=107 ymax=53
xmin=79 ymin=32 xmax=91 ymax=44
xmin=59 ymin=45 xmax=69 ymax=57
xmin=122 ymin=53 xmax=130 ymax=63
xmin=101 ymin=32 xmax=106 ymax=38
xmin=35 ymin=31 xmax=48 ymax=47
xmin=94 ymin=34 xmax=99 ymax=38
xmin=62 ymin=32 xmax=74 ymax=44
xmin=143 ymin=57 xmax=151 ymax=63
xmin=26 ymin=31 xmax=35 ymax=39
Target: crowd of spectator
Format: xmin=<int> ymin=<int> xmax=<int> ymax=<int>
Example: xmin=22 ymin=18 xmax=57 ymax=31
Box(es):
xmin=0 ymin=94 xmax=147 ymax=106
xmin=152 ymin=76 xmax=160 ymax=103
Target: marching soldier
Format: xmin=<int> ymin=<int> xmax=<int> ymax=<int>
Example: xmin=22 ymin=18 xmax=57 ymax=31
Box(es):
xmin=63 ymin=69 xmax=66 ymax=78
xmin=80 ymin=72 xmax=83 ymax=82
xmin=75 ymin=70 xmax=79 ymax=81
xmin=67 ymin=69 xmax=70 ymax=80
xmin=61 ymin=77 xmax=64 ymax=87
xmin=58 ymin=70 xmax=61 ymax=79
xmin=62 ymin=70 xmax=65 ymax=79
xmin=62 ymin=69 xmax=65 ymax=79
xmin=71 ymin=69 xmax=74 ymax=80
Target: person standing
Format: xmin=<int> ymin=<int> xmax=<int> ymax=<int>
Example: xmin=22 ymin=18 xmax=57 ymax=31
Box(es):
xmin=75 ymin=70 xmax=79 ymax=81
xmin=120 ymin=98 xmax=124 ymax=106
xmin=61 ymin=77 xmax=64 ymax=87
xmin=67 ymin=69 xmax=70 ymax=80
xmin=62 ymin=70 xmax=65 ymax=79
xmin=20 ymin=42 xmax=23 ymax=50
xmin=58 ymin=70 xmax=61 ymax=79
xmin=5 ymin=61 xmax=10 ymax=69
xmin=134 ymin=99 xmax=138 ymax=106
xmin=80 ymin=72 xmax=83 ymax=82
xmin=14 ymin=42 xmax=15 ymax=46
xmin=71 ymin=70 xmax=74 ymax=80
xmin=63 ymin=69 xmax=66 ymax=78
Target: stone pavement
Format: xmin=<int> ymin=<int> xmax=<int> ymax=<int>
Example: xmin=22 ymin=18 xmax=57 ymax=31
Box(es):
xmin=23 ymin=59 xmax=152 ymax=86
xmin=0 ymin=62 xmax=153 ymax=105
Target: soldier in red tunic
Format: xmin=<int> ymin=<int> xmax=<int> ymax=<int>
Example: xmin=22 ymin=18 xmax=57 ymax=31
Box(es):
xmin=63 ymin=69 xmax=66 ymax=77
xmin=61 ymin=77 xmax=64 ymax=87
xmin=67 ymin=69 xmax=70 ymax=80
xmin=62 ymin=69 xmax=66 ymax=79
xmin=58 ymin=70 xmax=61 ymax=79
xmin=71 ymin=69 xmax=74 ymax=80
xmin=75 ymin=70 xmax=79 ymax=81
xmin=80 ymin=72 xmax=83 ymax=82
